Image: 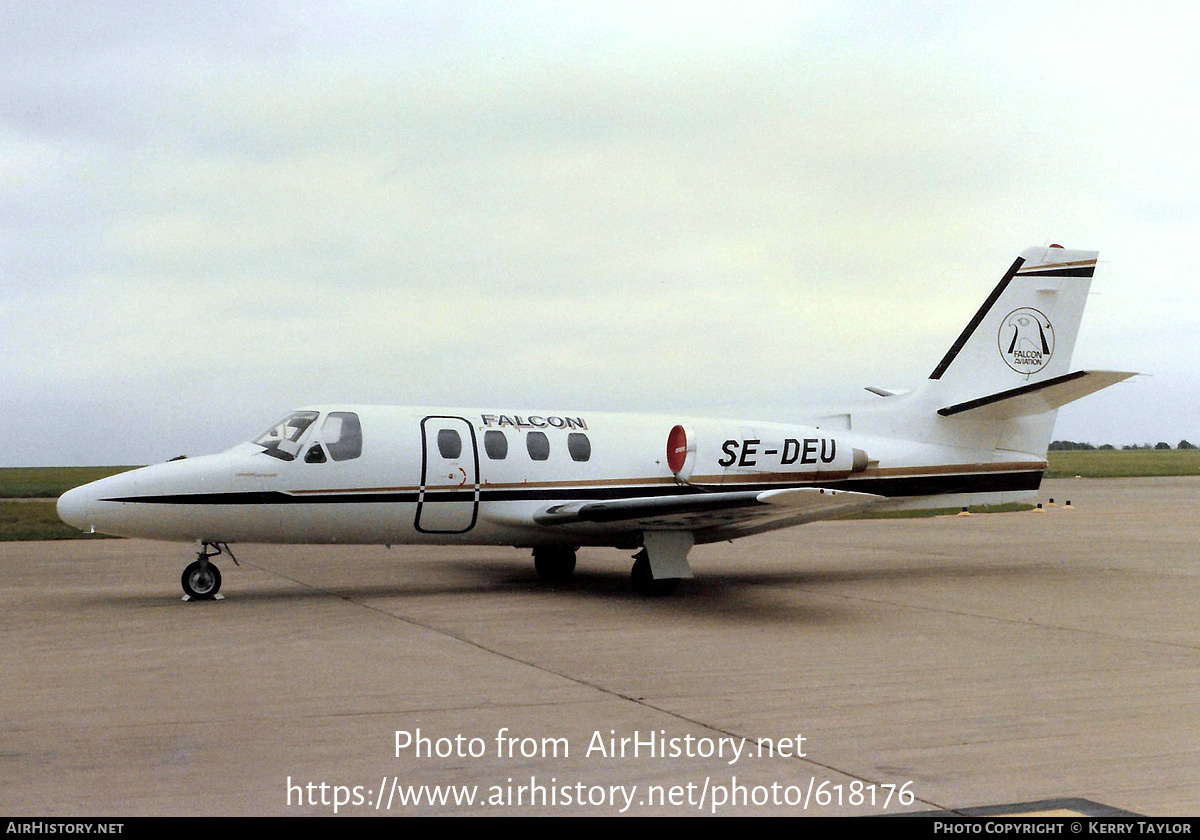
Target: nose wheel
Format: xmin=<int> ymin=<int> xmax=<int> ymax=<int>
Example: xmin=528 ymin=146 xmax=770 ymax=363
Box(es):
xmin=182 ymin=560 xmax=221 ymax=599
xmin=181 ymin=541 xmax=237 ymax=600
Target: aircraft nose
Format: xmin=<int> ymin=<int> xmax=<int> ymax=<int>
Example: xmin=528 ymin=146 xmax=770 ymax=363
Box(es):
xmin=57 ymin=484 xmax=97 ymax=533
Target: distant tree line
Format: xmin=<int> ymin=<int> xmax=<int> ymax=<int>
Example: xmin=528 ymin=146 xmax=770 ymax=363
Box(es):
xmin=1049 ymin=440 xmax=1197 ymax=451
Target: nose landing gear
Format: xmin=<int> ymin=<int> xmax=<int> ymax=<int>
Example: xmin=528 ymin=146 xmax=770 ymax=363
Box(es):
xmin=181 ymin=541 xmax=237 ymax=600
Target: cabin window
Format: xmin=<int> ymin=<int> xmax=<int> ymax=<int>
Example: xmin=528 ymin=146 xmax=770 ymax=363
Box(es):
xmin=484 ymin=430 xmax=508 ymax=460
xmin=304 ymin=444 xmax=327 ymax=464
xmin=437 ymin=428 xmax=463 ymax=459
xmin=526 ymin=431 xmax=549 ymax=461
xmin=322 ymin=412 xmax=362 ymax=461
xmin=568 ymin=432 xmax=591 ymax=462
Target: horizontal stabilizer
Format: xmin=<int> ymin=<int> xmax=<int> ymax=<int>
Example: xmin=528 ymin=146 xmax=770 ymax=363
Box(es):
xmin=937 ymin=370 xmax=1136 ymax=419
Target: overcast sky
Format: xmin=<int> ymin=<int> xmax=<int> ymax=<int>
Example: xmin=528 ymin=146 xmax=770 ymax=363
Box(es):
xmin=3 ymin=1 xmax=1197 ymax=466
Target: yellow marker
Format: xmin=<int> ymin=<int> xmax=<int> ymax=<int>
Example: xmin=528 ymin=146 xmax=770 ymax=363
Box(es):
xmin=1033 ymin=503 xmax=1046 ymax=513
xmin=957 ymin=506 xmax=971 ymax=516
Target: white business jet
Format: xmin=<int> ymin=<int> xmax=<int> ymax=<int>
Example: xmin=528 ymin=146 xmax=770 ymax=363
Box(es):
xmin=58 ymin=246 xmax=1132 ymax=598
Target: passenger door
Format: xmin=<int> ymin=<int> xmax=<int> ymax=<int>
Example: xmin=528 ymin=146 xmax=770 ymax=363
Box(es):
xmin=416 ymin=416 xmax=479 ymax=533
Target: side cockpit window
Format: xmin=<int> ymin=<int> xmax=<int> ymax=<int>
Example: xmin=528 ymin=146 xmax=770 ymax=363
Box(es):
xmin=256 ymin=410 xmax=362 ymax=463
xmin=254 ymin=411 xmax=319 ymax=461
xmin=322 ymin=412 xmax=363 ymax=461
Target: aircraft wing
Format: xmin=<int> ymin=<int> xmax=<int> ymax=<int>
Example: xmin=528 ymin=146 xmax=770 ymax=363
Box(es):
xmin=527 ymin=486 xmax=885 ymax=540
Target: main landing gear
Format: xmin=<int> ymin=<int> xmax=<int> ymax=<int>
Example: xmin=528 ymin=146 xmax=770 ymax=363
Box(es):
xmin=631 ymin=549 xmax=680 ymax=597
xmin=531 ymin=537 xmax=691 ymax=596
xmin=533 ymin=546 xmax=577 ymax=583
xmin=630 ymin=531 xmax=694 ymax=597
xmin=181 ymin=541 xmax=237 ymax=600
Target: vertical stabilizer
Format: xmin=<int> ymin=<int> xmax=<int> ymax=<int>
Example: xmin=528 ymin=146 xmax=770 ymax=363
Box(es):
xmin=850 ymin=246 xmax=1112 ymax=456
xmin=927 ymin=246 xmax=1096 ymax=399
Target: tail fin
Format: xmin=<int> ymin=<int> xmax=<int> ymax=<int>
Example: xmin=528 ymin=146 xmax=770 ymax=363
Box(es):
xmin=852 ymin=246 xmax=1134 ymax=455
xmin=928 ymin=245 xmax=1097 ymax=395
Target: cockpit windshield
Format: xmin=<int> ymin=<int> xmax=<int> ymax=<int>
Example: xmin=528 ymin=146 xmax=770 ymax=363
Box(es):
xmin=253 ymin=411 xmax=319 ymax=461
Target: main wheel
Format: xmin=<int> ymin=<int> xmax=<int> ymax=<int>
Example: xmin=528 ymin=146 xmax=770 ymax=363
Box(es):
xmin=533 ymin=547 xmax=577 ymax=582
xmin=631 ymin=553 xmax=680 ymax=597
xmin=182 ymin=559 xmax=222 ymax=600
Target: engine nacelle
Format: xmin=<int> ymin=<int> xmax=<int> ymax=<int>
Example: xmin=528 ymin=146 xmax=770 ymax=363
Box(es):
xmin=666 ymin=423 xmax=868 ymax=483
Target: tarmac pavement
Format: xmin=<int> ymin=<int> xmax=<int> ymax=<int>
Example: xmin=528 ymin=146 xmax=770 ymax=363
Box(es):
xmin=1 ymin=477 xmax=1197 ymax=816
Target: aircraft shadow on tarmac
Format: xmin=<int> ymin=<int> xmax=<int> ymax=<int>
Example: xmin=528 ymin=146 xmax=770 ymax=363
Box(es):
xmin=94 ymin=551 xmax=1062 ymax=626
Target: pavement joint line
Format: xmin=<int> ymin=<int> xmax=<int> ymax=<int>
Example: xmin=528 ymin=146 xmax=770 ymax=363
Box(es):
xmin=253 ymin=558 xmax=949 ymax=811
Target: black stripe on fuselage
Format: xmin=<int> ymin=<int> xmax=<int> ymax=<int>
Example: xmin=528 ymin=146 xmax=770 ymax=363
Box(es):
xmin=101 ymin=469 xmax=1043 ymax=507
xmin=102 ymin=490 xmax=420 ymax=505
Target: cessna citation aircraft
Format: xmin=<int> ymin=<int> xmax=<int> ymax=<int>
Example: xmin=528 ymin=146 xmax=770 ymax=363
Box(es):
xmin=58 ymin=246 xmax=1133 ymax=598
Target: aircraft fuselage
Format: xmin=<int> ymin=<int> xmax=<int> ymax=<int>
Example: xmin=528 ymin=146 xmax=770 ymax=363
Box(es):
xmin=57 ymin=405 xmax=1043 ymax=548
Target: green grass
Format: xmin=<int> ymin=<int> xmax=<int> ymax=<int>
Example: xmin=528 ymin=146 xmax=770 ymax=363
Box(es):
xmin=0 ymin=466 xmax=137 ymax=499
xmin=0 ymin=467 xmax=135 ymax=541
xmin=0 ymin=500 xmax=115 ymax=541
xmin=1045 ymin=449 xmax=1200 ymax=478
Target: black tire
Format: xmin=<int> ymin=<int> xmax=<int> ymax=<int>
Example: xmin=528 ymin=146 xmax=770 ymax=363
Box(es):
xmin=182 ymin=559 xmax=222 ymax=600
xmin=631 ymin=553 xmax=680 ymax=597
xmin=533 ymin=547 xmax=577 ymax=582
